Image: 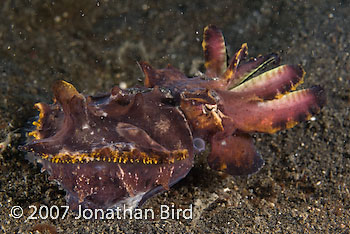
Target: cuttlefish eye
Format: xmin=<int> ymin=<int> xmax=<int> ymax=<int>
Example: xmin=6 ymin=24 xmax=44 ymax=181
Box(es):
xmin=193 ymin=138 xmax=206 ymax=152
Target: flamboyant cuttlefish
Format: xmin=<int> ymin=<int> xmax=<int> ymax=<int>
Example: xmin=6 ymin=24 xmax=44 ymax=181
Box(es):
xmin=22 ymin=25 xmax=325 ymax=210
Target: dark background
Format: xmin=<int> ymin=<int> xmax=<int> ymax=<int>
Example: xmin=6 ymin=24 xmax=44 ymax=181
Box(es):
xmin=0 ymin=0 xmax=349 ymax=233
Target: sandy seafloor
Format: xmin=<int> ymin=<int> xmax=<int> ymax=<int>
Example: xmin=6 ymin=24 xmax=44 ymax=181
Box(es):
xmin=0 ymin=0 xmax=349 ymax=233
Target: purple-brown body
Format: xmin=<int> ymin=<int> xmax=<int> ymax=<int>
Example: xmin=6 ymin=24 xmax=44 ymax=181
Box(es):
xmin=22 ymin=25 xmax=325 ymax=209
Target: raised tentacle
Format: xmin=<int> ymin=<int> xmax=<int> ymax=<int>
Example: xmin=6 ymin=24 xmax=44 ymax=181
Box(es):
xmin=202 ymin=24 xmax=227 ymax=78
xmin=220 ymin=43 xmax=248 ymax=86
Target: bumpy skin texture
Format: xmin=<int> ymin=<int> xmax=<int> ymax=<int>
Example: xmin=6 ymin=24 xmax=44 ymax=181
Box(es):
xmin=22 ymin=25 xmax=326 ymax=209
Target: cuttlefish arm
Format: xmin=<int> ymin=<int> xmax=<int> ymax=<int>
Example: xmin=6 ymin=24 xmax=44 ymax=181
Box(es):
xmin=231 ymin=64 xmax=305 ymax=100
xmin=218 ymin=85 xmax=325 ymax=134
xmin=202 ymin=24 xmax=227 ymax=78
xmin=208 ymin=131 xmax=264 ymax=176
